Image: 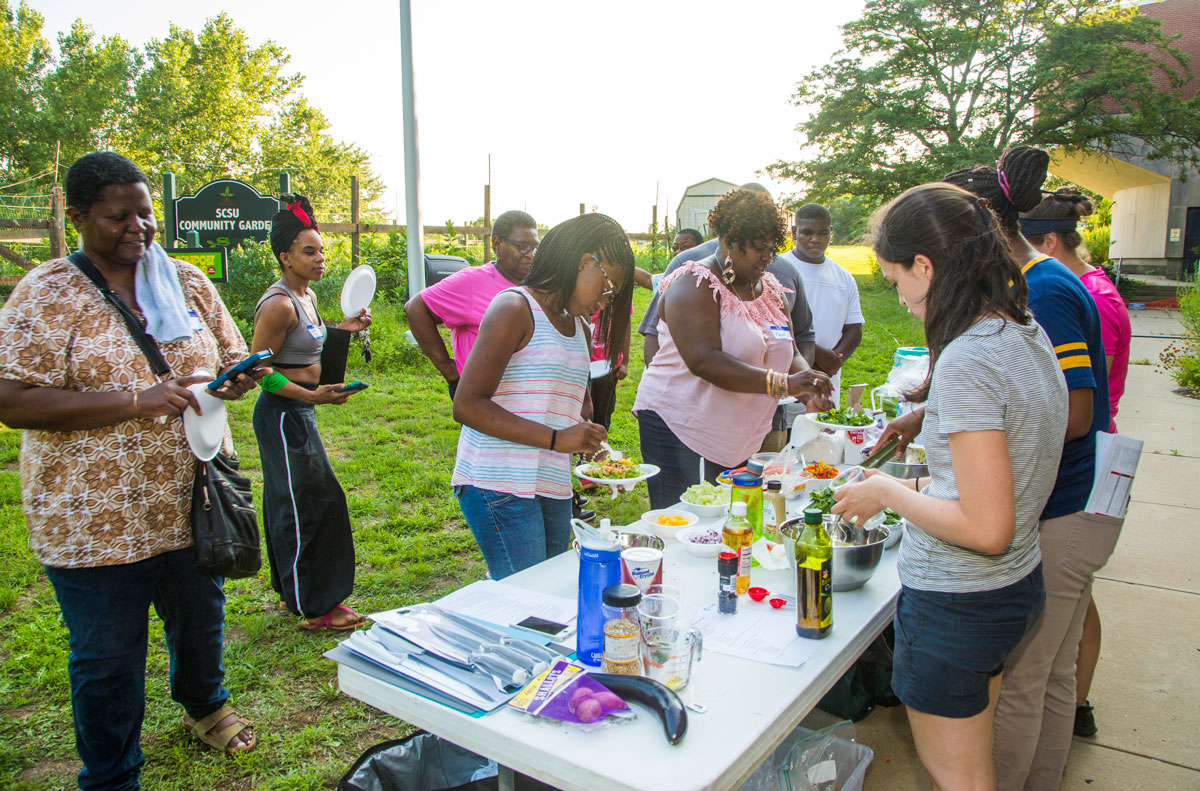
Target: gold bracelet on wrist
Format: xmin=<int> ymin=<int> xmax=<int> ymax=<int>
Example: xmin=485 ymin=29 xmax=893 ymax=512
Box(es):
xmin=132 ymin=390 xmax=140 ymax=419
xmin=765 ymin=369 xmax=775 ymax=397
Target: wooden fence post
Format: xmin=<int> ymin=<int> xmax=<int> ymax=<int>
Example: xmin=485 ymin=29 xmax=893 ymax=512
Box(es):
xmin=579 ymin=203 xmax=585 ymax=216
xmin=651 ymin=204 xmax=658 ymax=269
xmin=162 ymin=173 xmax=177 ymax=248
xmin=49 ymin=185 xmax=67 ymax=260
xmin=483 ymin=184 xmax=491 ymax=263
xmin=351 ymin=175 xmax=360 ymax=266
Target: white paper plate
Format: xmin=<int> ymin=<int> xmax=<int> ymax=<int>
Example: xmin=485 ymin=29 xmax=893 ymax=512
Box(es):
xmin=340 ymin=265 xmax=377 ymax=317
xmin=182 ymin=380 xmax=227 ymax=461
xmin=589 ymin=359 xmax=611 ymax=379
xmin=803 ymin=413 xmax=876 ymax=432
xmin=573 ymin=463 xmax=660 ymax=488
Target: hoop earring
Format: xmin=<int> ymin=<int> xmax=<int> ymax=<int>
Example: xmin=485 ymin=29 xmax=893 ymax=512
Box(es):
xmin=722 ymin=256 xmax=736 ymax=285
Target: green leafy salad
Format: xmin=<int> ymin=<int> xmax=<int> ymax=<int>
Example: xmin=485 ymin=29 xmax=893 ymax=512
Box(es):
xmin=816 ymin=407 xmax=873 ymax=427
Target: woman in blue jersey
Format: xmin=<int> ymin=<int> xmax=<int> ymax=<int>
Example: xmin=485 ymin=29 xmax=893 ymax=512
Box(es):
xmin=451 ymin=213 xmax=635 ymax=579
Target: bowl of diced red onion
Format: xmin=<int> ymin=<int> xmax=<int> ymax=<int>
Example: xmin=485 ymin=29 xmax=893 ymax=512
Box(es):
xmin=675 ymin=525 xmax=727 ymax=558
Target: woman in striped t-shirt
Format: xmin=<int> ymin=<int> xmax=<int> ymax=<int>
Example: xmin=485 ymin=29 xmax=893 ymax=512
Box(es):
xmin=451 ymin=214 xmax=635 ymax=579
xmin=833 ymin=183 xmax=1067 ymax=791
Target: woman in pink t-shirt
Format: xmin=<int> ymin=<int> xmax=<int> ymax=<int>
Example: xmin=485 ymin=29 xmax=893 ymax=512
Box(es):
xmin=632 ymin=190 xmax=833 ymax=509
xmin=1021 ymin=186 xmax=1131 ymax=740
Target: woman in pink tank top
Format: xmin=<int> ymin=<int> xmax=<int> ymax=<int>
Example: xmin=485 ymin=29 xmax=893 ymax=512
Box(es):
xmin=633 ymin=190 xmax=834 ymax=509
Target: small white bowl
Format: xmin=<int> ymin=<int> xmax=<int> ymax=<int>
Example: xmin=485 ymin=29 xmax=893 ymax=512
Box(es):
xmin=676 ymin=525 xmax=727 ymax=558
xmin=884 ymin=519 xmax=905 ymax=549
xmin=677 ymin=498 xmax=728 ymax=519
xmin=641 ymin=508 xmax=699 ymax=540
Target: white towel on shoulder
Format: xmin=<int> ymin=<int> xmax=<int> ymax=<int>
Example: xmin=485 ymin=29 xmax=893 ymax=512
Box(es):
xmin=135 ymin=242 xmax=193 ymax=343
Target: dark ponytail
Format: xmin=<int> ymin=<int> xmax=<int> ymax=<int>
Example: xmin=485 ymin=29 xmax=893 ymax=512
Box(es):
xmin=1021 ymin=186 xmax=1094 ymax=253
xmin=870 ymin=182 xmax=1030 ymax=402
xmin=270 ymin=194 xmax=319 ymax=265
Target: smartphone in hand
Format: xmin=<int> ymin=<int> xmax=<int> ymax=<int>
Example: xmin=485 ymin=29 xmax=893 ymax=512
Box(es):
xmin=208 ymin=349 xmax=273 ymax=391
xmin=334 ymin=381 xmax=368 ymax=394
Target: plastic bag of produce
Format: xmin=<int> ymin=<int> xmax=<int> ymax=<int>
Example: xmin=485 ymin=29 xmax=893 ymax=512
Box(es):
xmin=507 ymin=660 xmax=631 ymax=726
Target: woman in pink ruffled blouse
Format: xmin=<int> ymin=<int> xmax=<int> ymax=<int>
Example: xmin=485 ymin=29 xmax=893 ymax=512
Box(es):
xmin=633 ymin=189 xmax=833 ymax=508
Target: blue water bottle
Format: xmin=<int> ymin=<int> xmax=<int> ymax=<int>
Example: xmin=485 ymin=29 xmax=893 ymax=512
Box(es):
xmin=576 ymin=519 xmax=622 ymax=666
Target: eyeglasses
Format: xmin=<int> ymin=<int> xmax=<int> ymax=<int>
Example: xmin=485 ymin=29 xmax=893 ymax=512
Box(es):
xmin=590 ymin=254 xmax=616 ymax=298
xmin=501 ymin=236 xmax=538 ymax=255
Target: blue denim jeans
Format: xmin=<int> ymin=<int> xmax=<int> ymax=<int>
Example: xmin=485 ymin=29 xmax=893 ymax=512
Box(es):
xmin=43 ymin=546 xmax=229 ymax=791
xmin=454 ymin=485 xmax=572 ymax=580
xmin=636 ymin=409 xmax=734 ymax=509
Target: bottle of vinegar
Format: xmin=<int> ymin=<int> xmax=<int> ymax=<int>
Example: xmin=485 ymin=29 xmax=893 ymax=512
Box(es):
xmin=795 ymin=507 xmax=832 ymax=639
xmin=723 ymin=501 xmax=754 ymax=595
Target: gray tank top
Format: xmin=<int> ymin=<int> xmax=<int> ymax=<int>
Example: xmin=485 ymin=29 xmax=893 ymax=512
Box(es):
xmin=254 ymin=281 xmax=326 ymax=365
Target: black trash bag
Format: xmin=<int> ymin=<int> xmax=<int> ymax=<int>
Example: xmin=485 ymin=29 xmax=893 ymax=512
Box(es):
xmin=338 ymin=731 xmax=558 ymax=791
xmin=816 ymin=626 xmax=901 ymax=722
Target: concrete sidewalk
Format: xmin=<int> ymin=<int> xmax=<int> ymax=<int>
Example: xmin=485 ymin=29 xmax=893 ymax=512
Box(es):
xmin=821 ymin=309 xmax=1200 ymax=790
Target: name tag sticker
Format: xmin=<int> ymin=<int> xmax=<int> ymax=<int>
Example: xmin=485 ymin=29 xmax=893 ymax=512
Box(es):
xmin=769 ymin=325 xmax=792 ymax=340
xmin=307 ymin=324 xmax=324 ymax=339
xmin=188 ymin=310 xmax=204 ymax=333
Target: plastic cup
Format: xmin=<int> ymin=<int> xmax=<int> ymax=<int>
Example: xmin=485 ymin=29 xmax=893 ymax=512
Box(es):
xmin=637 ymin=593 xmax=680 ymax=636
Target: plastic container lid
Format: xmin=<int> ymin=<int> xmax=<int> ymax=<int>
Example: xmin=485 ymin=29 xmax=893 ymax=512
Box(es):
xmin=602 ymin=584 xmax=642 ymax=608
xmin=746 ymin=459 xmax=766 ymax=475
xmin=718 ymin=552 xmax=738 ymax=574
xmin=731 ymin=472 xmax=761 ymax=488
xmin=803 ymin=507 xmax=823 ymax=524
xmin=731 ymin=501 xmax=748 ymax=517
xmin=767 ymin=480 xmax=782 ymax=491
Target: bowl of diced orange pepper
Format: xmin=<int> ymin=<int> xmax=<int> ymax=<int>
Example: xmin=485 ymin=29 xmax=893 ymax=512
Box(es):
xmin=640 ymin=508 xmax=701 ymax=540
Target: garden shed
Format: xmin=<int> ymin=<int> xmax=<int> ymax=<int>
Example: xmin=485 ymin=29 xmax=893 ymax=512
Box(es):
xmin=675 ymin=177 xmax=738 ymax=236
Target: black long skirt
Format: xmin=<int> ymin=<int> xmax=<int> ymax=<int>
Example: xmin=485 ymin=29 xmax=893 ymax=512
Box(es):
xmin=252 ymin=390 xmax=355 ymax=618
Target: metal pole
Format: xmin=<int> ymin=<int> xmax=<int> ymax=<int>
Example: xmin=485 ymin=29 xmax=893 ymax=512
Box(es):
xmin=162 ymin=172 xmax=177 ymax=248
xmin=351 ymin=175 xmax=360 ymax=266
xmin=279 ymin=173 xmax=291 ymax=209
xmin=399 ymin=0 xmax=425 ymax=296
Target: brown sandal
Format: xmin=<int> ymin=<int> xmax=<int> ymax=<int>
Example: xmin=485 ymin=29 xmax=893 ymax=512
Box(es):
xmin=183 ymin=704 xmax=257 ymax=755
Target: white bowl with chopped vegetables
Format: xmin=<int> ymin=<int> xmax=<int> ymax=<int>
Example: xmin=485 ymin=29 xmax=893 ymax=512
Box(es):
xmin=640 ymin=508 xmax=700 ymax=540
xmin=677 ymin=480 xmax=731 ymax=519
xmin=676 ymin=525 xmax=727 ymax=558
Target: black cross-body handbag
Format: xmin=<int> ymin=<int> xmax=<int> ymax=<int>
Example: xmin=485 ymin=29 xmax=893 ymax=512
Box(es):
xmin=70 ymin=252 xmax=261 ymax=579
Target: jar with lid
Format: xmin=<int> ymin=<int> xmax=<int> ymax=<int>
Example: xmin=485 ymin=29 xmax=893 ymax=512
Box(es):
xmin=601 ymin=584 xmax=644 ymax=674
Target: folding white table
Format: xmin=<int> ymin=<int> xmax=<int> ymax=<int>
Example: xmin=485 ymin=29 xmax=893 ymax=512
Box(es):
xmin=339 ymin=530 xmax=900 ymax=791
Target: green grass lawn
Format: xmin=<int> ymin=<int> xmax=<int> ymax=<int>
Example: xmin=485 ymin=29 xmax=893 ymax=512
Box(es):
xmin=0 ymin=248 xmax=922 ymax=790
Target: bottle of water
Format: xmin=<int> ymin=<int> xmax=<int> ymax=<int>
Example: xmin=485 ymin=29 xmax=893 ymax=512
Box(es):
xmin=576 ymin=519 xmax=622 ymax=666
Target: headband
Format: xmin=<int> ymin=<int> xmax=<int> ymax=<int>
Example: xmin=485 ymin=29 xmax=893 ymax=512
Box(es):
xmin=1018 ymin=216 xmax=1078 ymax=236
xmin=286 ymin=198 xmax=318 ymax=231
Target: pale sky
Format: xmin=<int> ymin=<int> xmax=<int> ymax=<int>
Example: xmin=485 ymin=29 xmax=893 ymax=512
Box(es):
xmin=32 ymin=0 xmax=866 ymax=232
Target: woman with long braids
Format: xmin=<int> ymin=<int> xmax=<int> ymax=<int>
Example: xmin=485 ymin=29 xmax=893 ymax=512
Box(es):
xmin=250 ymin=195 xmax=372 ymax=631
xmin=1021 ymin=187 xmax=1131 ymax=740
xmin=451 ymin=213 xmax=634 ymax=579
xmin=834 ymin=182 xmax=1067 ymax=790
xmin=632 ymin=189 xmax=833 ymax=509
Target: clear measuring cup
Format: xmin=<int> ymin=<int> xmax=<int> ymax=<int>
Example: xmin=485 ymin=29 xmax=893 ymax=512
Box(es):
xmin=640 ymin=626 xmax=703 ymax=690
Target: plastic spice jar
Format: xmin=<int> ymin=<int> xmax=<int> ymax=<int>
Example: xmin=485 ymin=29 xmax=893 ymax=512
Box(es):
xmin=601 ymin=583 xmax=644 ymax=675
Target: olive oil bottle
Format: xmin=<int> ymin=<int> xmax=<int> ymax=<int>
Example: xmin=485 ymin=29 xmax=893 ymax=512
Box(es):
xmin=723 ymin=501 xmax=753 ymax=595
xmin=795 ymin=507 xmax=832 ymax=639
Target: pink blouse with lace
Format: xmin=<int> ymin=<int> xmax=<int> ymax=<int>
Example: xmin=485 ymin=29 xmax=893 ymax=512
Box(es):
xmin=632 ymin=262 xmax=795 ymax=467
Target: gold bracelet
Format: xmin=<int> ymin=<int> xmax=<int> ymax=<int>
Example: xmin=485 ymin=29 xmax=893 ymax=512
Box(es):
xmin=781 ymin=371 xmax=789 ymax=398
xmin=132 ymin=390 xmax=140 ymax=419
xmin=765 ymin=369 xmax=775 ymax=397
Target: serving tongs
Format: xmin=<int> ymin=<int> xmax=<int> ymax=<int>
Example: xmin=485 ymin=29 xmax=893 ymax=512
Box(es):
xmin=860 ymin=434 xmax=904 ymax=470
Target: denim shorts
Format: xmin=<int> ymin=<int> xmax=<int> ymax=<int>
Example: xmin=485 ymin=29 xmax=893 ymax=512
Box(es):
xmin=892 ymin=565 xmax=1045 ymax=719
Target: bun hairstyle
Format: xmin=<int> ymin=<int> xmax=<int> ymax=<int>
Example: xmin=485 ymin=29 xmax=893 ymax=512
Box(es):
xmin=1020 ymin=187 xmax=1095 ymax=253
xmin=270 ymin=194 xmax=319 ymax=264
xmin=943 ymin=145 xmax=1050 ymax=237
xmin=870 ymin=182 xmax=1030 ymax=402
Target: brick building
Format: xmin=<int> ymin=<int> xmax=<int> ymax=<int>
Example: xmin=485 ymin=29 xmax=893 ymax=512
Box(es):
xmin=1050 ymin=0 xmax=1200 ymax=279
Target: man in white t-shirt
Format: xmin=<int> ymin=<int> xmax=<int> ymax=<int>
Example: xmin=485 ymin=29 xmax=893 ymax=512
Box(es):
xmin=779 ymin=204 xmax=863 ymax=404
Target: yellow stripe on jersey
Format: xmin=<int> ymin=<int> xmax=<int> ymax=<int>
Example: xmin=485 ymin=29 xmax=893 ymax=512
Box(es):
xmin=1059 ymin=355 xmax=1092 ymax=371
xmin=1021 ymin=255 xmax=1052 ymax=275
xmin=1054 ymin=342 xmax=1089 ymax=355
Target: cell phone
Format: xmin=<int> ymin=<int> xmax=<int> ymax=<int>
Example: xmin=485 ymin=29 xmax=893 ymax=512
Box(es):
xmin=207 ymin=349 xmax=273 ymax=391
xmin=335 ymin=381 xmax=368 ymax=393
xmin=513 ymin=615 xmax=570 ymax=640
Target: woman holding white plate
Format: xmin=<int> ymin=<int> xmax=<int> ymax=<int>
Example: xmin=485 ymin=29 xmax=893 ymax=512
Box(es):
xmin=250 ymin=195 xmax=372 ymax=631
xmin=0 ymin=152 xmax=260 ymax=783
xmin=452 ymin=213 xmax=634 ymax=579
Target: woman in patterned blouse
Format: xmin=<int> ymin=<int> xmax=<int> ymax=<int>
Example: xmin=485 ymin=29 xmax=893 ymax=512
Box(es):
xmin=0 ymin=152 xmax=261 ymax=788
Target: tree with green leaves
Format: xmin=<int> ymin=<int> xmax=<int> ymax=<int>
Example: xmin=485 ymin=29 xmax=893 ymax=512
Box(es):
xmin=768 ymin=0 xmax=1200 ymax=203
xmin=0 ymin=7 xmax=384 ymax=217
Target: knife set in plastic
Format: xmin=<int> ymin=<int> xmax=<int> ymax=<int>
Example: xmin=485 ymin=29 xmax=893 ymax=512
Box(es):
xmin=341 ymin=603 xmax=561 ymax=712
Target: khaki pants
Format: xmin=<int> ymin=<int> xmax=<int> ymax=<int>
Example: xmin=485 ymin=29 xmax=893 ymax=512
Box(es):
xmin=993 ymin=510 xmax=1124 ymax=791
